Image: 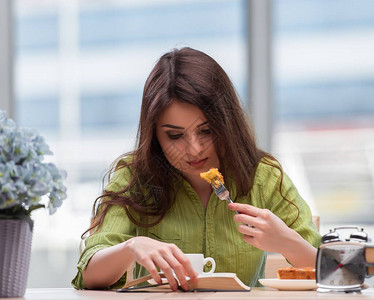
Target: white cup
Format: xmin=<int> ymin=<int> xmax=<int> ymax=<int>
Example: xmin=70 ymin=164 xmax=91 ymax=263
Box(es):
xmin=185 ymin=253 xmax=216 ymax=275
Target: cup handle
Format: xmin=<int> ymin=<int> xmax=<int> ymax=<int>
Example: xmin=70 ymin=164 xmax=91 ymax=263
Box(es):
xmin=203 ymin=257 xmax=216 ymax=274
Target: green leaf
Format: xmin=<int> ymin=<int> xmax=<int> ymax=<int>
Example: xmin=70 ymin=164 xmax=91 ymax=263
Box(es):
xmin=28 ymin=204 xmax=45 ymax=213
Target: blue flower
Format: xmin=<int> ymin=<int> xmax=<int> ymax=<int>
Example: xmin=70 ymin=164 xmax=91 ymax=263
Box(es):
xmin=0 ymin=110 xmax=67 ymax=216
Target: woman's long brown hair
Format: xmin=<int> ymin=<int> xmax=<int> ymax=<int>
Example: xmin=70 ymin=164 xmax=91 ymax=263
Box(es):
xmin=82 ymin=47 xmax=299 ymax=238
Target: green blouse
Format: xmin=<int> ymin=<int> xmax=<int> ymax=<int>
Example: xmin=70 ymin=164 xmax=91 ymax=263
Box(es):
xmin=72 ymin=160 xmax=321 ymax=289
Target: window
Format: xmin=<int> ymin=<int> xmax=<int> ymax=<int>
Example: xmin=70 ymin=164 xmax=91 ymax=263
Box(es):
xmin=273 ymin=0 xmax=374 ymax=231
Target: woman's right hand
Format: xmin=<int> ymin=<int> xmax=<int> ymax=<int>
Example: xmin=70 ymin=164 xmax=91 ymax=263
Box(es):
xmin=125 ymin=236 xmax=198 ymax=291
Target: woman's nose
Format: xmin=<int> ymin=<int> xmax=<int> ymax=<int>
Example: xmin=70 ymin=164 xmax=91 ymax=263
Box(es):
xmin=186 ymin=134 xmax=203 ymax=156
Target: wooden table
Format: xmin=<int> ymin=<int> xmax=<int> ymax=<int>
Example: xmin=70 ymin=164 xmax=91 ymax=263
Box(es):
xmin=7 ymin=288 xmax=374 ymax=300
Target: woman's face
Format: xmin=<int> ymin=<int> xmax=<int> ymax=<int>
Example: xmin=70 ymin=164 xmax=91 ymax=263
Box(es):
xmin=156 ymin=101 xmax=220 ymax=178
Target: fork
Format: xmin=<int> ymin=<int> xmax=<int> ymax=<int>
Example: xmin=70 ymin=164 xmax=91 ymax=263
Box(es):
xmin=211 ymin=181 xmax=239 ymax=214
xmin=211 ymin=181 xmax=252 ymax=227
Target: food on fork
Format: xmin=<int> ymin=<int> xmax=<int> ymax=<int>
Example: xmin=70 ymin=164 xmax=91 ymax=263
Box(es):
xmin=200 ymin=168 xmax=239 ymax=213
xmin=277 ymin=267 xmax=315 ymax=280
xmin=200 ymin=168 xmax=224 ymax=188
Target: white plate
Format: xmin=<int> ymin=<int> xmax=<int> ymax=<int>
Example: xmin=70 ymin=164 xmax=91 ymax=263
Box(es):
xmin=259 ymin=278 xmax=317 ymax=291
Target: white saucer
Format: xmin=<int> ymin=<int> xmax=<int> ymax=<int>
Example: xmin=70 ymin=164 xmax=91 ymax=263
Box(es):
xmin=259 ymin=278 xmax=317 ymax=291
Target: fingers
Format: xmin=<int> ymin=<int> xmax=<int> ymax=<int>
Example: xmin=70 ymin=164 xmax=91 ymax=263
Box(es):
xmin=163 ymin=245 xmax=198 ymax=290
xmin=238 ymin=223 xmax=258 ymax=236
xmin=134 ymin=239 xmax=194 ymax=291
xmin=228 ymin=202 xmax=263 ymax=216
xmin=233 ymin=213 xmax=257 ymax=227
xmin=160 ymin=250 xmax=190 ymax=291
xmin=229 ymin=203 xmax=274 ymax=227
xmin=138 ymin=256 xmax=162 ymax=285
xmin=152 ymin=256 xmax=180 ymax=291
xmin=172 ymin=247 xmax=199 ymax=283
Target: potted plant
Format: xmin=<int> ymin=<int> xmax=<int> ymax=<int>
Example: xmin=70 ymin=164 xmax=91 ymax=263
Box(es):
xmin=0 ymin=110 xmax=67 ymax=297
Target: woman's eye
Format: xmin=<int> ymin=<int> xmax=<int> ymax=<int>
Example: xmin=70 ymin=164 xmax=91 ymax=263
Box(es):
xmin=167 ymin=133 xmax=183 ymax=140
xmin=200 ymin=128 xmax=211 ymax=135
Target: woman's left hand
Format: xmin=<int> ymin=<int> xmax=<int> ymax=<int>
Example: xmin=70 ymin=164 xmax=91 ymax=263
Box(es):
xmin=228 ymin=202 xmax=294 ymax=254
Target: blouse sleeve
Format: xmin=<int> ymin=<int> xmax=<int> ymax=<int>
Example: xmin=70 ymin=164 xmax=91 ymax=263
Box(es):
xmin=254 ymin=160 xmax=321 ymax=248
xmin=71 ymin=166 xmax=137 ymax=290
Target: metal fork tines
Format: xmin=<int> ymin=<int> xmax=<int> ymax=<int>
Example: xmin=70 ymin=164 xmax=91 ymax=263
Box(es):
xmin=212 ymin=181 xmax=248 ymax=219
xmin=212 ymin=182 xmax=233 ymax=203
xmin=211 ymin=182 xmax=240 ymax=215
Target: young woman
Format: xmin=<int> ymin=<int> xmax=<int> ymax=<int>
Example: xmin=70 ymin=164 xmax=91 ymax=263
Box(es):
xmin=72 ymin=47 xmax=321 ymax=291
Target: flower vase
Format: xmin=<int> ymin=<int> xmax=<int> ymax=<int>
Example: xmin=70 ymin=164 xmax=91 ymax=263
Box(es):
xmin=0 ymin=219 xmax=33 ymax=298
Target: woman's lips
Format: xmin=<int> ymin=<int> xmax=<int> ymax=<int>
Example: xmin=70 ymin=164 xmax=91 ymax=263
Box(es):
xmin=187 ymin=158 xmax=208 ymax=168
